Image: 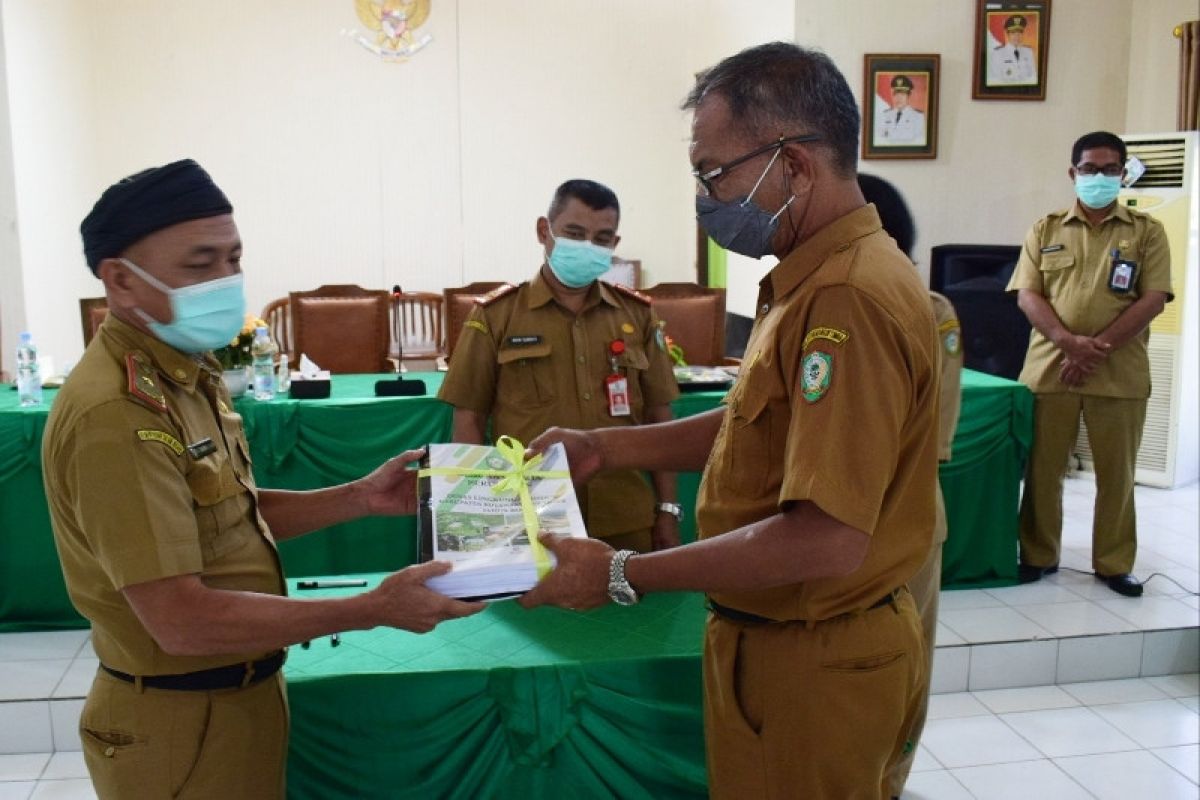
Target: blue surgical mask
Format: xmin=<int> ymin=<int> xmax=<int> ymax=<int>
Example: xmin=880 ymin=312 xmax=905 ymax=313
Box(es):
xmin=695 ymin=148 xmax=795 ymax=258
xmin=546 ymin=231 xmax=614 ymax=288
xmin=120 ymin=257 xmax=246 ymax=353
xmin=1074 ymin=173 xmax=1122 ymax=210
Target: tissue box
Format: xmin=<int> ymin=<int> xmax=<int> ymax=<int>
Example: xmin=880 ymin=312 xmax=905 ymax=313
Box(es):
xmin=288 ymin=370 xmax=331 ymax=400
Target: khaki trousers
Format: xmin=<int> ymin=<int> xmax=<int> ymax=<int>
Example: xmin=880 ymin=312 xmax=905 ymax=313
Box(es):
xmin=80 ymin=668 xmax=290 ymax=800
xmin=885 ymin=487 xmax=946 ymax=796
xmin=704 ymin=589 xmax=925 ymax=800
xmin=1020 ymin=393 xmax=1147 ymax=575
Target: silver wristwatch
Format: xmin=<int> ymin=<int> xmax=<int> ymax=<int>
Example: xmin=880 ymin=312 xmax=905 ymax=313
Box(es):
xmin=607 ymin=549 xmax=641 ymax=606
xmin=655 ymin=501 xmax=683 ymax=522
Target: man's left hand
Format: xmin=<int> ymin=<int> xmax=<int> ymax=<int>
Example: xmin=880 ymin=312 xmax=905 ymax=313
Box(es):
xmin=1059 ymin=359 xmax=1092 ymax=388
xmin=353 ymin=448 xmax=427 ymax=517
xmin=651 ymin=513 xmax=680 ymax=551
xmin=518 ymin=533 xmax=613 ymax=611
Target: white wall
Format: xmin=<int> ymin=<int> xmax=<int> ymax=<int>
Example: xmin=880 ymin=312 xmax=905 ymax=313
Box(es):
xmin=0 ymin=8 xmax=23 ymax=371
xmin=798 ymin=0 xmax=1134 ymax=282
xmin=1125 ymin=0 xmax=1196 ymax=133
xmin=0 ymin=0 xmax=792 ymax=374
xmin=0 ymin=0 xmax=1191 ymax=369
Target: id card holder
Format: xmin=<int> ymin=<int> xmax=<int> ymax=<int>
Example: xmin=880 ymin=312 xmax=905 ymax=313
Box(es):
xmin=606 ymin=373 xmax=631 ymax=416
xmin=1108 ymin=259 xmax=1137 ymax=294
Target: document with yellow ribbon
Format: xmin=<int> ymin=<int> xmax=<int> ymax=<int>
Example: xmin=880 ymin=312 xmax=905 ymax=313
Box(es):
xmin=417 ymin=437 xmax=586 ymax=600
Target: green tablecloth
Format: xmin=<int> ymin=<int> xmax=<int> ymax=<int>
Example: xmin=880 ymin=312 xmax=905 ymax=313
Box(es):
xmin=940 ymin=370 xmax=1032 ymax=588
xmin=0 ymin=369 xmax=1029 ymax=631
xmin=283 ymin=578 xmax=708 ymax=800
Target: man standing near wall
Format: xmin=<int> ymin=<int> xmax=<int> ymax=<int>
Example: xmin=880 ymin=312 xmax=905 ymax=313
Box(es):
xmin=1008 ymin=130 xmax=1172 ymax=597
xmin=518 ymin=43 xmax=939 ymax=797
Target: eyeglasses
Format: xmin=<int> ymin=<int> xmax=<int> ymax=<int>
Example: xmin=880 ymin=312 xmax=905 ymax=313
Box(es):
xmin=1074 ymin=163 xmax=1123 ymax=177
xmin=693 ymin=134 xmax=821 ymax=197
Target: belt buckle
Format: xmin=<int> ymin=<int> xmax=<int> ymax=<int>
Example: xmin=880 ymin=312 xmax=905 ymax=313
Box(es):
xmin=240 ymin=660 xmax=256 ymax=689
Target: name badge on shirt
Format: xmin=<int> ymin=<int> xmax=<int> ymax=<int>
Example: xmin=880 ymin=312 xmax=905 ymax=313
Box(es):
xmin=605 ymin=373 xmax=631 ymax=417
xmin=1040 ymin=244 xmax=1065 ymax=254
xmin=1109 ymin=259 xmax=1137 ymax=294
xmin=506 ymin=335 xmax=542 ymax=347
xmin=186 ymin=438 xmax=217 ymax=459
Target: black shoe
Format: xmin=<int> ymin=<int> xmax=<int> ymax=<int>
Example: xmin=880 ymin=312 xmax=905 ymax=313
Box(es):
xmin=1098 ymin=573 xmax=1144 ymax=597
xmin=1018 ymin=563 xmax=1059 ymax=584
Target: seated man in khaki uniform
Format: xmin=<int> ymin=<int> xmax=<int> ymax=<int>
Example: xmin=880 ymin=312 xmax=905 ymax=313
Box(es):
xmin=439 ymin=179 xmax=682 ymax=553
xmin=519 ymin=44 xmax=939 ymax=798
xmin=42 ymin=159 xmax=483 ymax=800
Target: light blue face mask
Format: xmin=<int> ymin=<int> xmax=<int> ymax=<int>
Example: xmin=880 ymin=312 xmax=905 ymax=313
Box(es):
xmin=120 ymin=257 xmax=246 ymax=353
xmin=546 ymin=230 xmax=615 ymax=288
xmin=1074 ymin=173 xmax=1122 ymax=210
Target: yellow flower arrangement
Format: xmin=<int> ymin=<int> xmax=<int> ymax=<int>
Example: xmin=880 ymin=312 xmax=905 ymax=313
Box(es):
xmin=215 ymin=314 xmax=268 ymax=370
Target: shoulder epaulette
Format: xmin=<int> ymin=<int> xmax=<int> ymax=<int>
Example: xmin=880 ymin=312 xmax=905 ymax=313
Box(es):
xmin=477 ymin=283 xmax=518 ymax=306
xmin=124 ymin=352 xmax=167 ymax=413
xmin=611 ymin=283 xmax=651 ymax=305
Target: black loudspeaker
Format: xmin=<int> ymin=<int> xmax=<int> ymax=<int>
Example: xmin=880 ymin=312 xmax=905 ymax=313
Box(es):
xmin=929 ymin=244 xmax=1031 ymax=381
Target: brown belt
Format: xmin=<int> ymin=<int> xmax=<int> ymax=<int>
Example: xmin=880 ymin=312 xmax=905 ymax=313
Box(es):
xmin=101 ymin=651 xmax=285 ymax=691
xmin=707 ymin=590 xmax=898 ymax=626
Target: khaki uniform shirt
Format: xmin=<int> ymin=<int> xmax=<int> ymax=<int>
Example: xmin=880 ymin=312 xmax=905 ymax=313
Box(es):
xmin=930 ymin=292 xmax=963 ymax=464
xmin=1006 ymin=201 xmax=1172 ymax=398
xmin=439 ymin=272 xmax=679 ymax=537
xmin=42 ymin=315 xmax=284 ymax=675
xmin=698 ymin=205 xmax=940 ymax=621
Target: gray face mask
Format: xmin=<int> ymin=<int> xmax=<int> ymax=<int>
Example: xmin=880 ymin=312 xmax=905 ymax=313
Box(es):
xmin=695 ymin=148 xmax=794 ymax=259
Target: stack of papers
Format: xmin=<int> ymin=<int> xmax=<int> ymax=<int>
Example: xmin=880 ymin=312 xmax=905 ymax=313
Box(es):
xmin=418 ymin=441 xmax=586 ymax=601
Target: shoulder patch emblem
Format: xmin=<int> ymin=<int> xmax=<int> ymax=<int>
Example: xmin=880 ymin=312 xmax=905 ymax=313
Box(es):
xmin=136 ymin=429 xmax=184 ymax=456
xmin=465 ymin=319 xmax=490 ymax=335
xmin=125 ymin=352 xmax=166 ymax=412
xmin=477 ymin=283 xmax=517 ymax=306
xmin=800 ymin=351 xmax=833 ymax=403
xmin=612 ymin=283 xmax=651 ymax=305
xmin=802 ymin=327 xmax=849 ymax=350
xmin=938 ymin=320 xmax=962 ymax=356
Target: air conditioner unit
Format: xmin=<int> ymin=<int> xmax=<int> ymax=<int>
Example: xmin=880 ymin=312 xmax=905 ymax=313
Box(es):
xmin=1074 ymin=131 xmax=1199 ymax=488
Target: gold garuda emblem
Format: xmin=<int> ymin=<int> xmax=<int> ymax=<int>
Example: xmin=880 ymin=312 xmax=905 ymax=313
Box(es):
xmin=352 ymin=0 xmax=433 ymax=61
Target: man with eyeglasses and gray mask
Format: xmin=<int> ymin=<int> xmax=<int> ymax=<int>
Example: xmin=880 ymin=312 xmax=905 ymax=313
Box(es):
xmin=1008 ymin=130 xmax=1172 ymax=598
xmin=517 ymin=43 xmax=939 ymax=798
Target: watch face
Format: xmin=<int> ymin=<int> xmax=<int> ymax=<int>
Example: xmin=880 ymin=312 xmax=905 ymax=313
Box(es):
xmin=609 ymin=585 xmax=639 ymax=606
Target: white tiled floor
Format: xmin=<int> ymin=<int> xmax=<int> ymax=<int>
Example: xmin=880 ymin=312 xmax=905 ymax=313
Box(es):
xmin=0 ymin=475 xmax=1196 ymax=799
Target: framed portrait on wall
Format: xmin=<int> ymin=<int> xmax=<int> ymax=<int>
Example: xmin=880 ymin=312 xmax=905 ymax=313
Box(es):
xmin=862 ymin=54 xmax=940 ymax=160
xmin=972 ymin=0 xmax=1051 ymax=100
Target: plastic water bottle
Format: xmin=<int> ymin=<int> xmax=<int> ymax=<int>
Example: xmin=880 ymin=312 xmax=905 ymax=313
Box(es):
xmin=16 ymin=332 xmax=43 ymax=407
xmin=251 ymin=326 xmax=277 ymax=401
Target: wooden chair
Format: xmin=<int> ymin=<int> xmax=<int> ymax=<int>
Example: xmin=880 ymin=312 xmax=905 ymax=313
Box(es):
xmin=79 ymin=297 xmax=109 ymax=346
xmin=443 ymin=282 xmax=510 ymax=359
xmin=390 ymin=291 xmax=445 ymax=362
xmin=261 ymin=297 xmax=292 ymax=361
xmin=641 ymin=282 xmax=729 ymax=366
xmin=288 ymin=285 xmax=392 ymax=374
